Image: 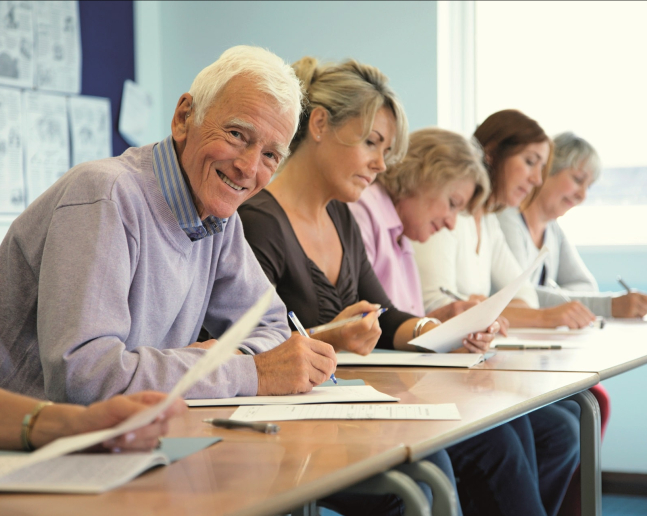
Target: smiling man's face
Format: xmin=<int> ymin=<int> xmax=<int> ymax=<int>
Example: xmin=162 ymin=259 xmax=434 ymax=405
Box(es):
xmin=171 ymin=74 xmax=295 ymax=219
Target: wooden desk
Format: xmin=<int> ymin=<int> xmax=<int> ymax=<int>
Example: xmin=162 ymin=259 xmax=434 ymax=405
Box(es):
xmin=474 ymin=321 xmax=647 ymax=379
xmin=0 ymin=369 xmax=598 ymax=516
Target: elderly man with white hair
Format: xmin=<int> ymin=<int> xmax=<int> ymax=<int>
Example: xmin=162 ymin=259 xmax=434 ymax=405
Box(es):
xmin=0 ymin=45 xmax=337 ymax=404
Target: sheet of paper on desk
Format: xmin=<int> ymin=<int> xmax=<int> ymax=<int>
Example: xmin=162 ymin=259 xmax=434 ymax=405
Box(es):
xmin=0 ymin=87 xmax=26 ymax=213
xmin=409 ymin=248 xmax=548 ymax=353
xmin=336 ymin=352 xmax=484 ymax=368
xmin=0 ymin=290 xmax=274 ymax=478
xmin=186 ymin=385 xmax=399 ymax=406
xmin=230 ymin=403 xmax=461 ymax=422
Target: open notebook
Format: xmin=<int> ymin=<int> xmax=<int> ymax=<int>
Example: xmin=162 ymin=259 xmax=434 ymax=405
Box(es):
xmin=0 ymin=437 xmax=220 ymax=494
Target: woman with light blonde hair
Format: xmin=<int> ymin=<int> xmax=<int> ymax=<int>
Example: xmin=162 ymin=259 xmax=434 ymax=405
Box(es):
xmin=240 ymin=56 xmax=503 ymax=516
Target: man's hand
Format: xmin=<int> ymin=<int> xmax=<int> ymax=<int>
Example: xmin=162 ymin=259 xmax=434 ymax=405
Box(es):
xmin=612 ymin=292 xmax=647 ymax=318
xmin=541 ymin=301 xmax=596 ymax=328
xmin=254 ymin=335 xmax=337 ymax=395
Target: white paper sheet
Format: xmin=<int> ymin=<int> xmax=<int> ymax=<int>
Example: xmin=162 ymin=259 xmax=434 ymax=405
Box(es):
xmin=0 ymin=86 xmax=25 ymax=213
xmin=0 ymin=1 xmax=35 ymax=88
xmin=34 ymin=0 xmax=81 ymax=94
xmin=410 ymin=248 xmax=548 ymax=353
xmin=230 ymin=403 xmax=461 ymax=422
xmin=335 ymin=352 xmax=484 ymax=368
xmin=186 ymin=385 xmax=399 ymax=407
xmin=0 ymin=289 xmax=275 ymax=477
xmin=22 ymin=90 xmax=70 ymax=203
xmin=118 ymin=80 xmax=153 ymax=147
xmin=68 ymin=95 xmax=112 ymax=166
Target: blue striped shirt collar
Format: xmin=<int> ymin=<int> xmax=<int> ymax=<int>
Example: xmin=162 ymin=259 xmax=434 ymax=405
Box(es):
xmin=152 ymin=136 xmax=226 ymax=241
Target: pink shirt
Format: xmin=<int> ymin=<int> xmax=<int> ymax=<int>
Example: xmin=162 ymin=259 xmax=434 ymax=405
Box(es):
xmin=349 ymin=183 xmax=425 ymax=317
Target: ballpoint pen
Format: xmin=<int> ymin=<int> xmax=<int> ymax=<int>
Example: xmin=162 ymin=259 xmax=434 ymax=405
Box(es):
xmin=497 ymin=344 xmax=562 ymax=350
xmin=546 ymin=278 xmax=571 ymax=303
xmin=288 ymin=311 xmax=338 ymax=384
xmin=439 ymin=287 xmax=468 ymax=302
xmin=203 ymin=418 xmax=280 ymax=434
xmin=308 ymin=308 xmax=388 ymax=335
xmin=617 ymin=276 xmax=632 ymax=293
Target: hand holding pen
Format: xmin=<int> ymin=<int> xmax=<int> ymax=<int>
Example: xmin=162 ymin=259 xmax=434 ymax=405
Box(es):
xmin=613 ymin=277 xmax=647 ymax=318
xmin=303 ymin=301 xmax=385 ymax=356
xmin=252 ymin=326 xmax=337 ymax=396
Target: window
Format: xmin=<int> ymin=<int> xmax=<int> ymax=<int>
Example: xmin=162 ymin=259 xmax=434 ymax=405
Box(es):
xmin=475 ymin=1 xmax=647 ymax=246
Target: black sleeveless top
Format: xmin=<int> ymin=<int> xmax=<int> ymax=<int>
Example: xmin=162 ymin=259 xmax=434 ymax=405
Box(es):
xmin=239 ymin=190 xmax=412 ymax=349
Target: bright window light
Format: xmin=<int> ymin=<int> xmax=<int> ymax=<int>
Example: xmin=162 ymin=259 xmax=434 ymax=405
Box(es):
xmin=475 ymin=1 xmax=647 ymax=246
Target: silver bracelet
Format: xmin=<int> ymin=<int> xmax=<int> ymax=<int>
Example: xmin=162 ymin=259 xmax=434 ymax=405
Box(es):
xmin=413 ymin=317 xmax=441 ymax=339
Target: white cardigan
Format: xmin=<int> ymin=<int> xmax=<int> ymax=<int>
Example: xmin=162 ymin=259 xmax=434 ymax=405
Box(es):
xmin=497 ymin=208 xmax=612 ymax=317
xmin=413 ymin=212 xmax=539 ymax=313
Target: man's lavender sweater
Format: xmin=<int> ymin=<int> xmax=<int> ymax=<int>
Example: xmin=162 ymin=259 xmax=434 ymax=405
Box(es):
xmin=0 ymin=144 xmax=290 ymax=404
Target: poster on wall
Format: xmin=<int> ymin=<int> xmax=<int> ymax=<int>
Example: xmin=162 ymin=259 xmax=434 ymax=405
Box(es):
xmin=0 ymin=86 xmax=25 ymax=213
xmin=68 ymin=95 xmax=112 ymax=167
xmin=23 ymin=90 xmax=70 ymax=204
xmin=0 ymin=1 xmax=35 ymax=89
xmin=34 ymin=0 xmax=81 ymax=94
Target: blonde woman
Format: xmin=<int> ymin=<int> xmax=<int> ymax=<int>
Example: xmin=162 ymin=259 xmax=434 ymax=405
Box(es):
xmin=238 ymin=58 xmax=507 ymax=516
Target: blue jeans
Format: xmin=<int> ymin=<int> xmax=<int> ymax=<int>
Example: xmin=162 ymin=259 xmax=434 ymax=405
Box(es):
xmin=448 ymin=416 xmax=547 ymax=516
xmin=320 ymin=449 xmax=459 ymax=516
xmin=449 ymin=404 xmax=580 ymax=516
xmin=529 ymin=401 xmax=581 ymax=516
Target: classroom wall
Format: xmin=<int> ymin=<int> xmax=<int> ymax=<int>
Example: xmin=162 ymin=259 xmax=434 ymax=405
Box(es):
xmin=134 ymin=1 xmax=438 ymax=144
xmin=579 ymin=246 xmax=647 ymax=473
xmin=133 ymin=1 xmax=647 ymax=474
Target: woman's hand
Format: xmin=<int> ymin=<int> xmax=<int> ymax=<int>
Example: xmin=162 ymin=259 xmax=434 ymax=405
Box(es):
xmin=540 ymin=301 xmax=596 ymax=329
xmin=461 ymin=320 xmax=501 ymax=353
xmin=88 ymin=392 xmax=187 ymax=452
xmin=612 ymin=292 xmax=647 ymax=318
xmin=313 ymin=301 xmax=382 ymax=356
xmin=427 ymin=300 xmax=479 ymax=322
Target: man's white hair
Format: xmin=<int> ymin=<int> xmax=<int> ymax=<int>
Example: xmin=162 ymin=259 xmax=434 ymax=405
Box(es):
xmin=188 ymin=45 xmax=303 ymax=135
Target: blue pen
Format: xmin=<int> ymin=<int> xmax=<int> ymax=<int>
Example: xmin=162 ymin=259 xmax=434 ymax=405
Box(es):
xmin=288 ymin=311 xmax=337 ymax=385
xmin=308 ymin=307 xmax=388 ymax=335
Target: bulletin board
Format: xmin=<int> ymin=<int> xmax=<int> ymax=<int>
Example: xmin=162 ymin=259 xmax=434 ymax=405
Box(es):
xmin=79 ymin=0 xmax=134 ymax=157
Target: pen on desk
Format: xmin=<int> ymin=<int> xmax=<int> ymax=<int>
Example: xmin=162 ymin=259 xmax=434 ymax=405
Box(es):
xmin=308 ymin=307 xmax=388 ymax=335
xmin=203 ymin=418 xmax=280 ymax=434
xmin=497 ymin=344 xmax=562 ymax=350
xmin=617 ymin=276 xmax=632 ymax=293
xmin=439 ymin=287 xmax=468 ymax=302
xmin=288 ymin=311 xmax=338 ymax=384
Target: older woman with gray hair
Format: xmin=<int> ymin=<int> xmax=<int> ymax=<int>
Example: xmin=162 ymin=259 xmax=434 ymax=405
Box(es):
xmin=498 ymin=131 xmax=647 ymax=319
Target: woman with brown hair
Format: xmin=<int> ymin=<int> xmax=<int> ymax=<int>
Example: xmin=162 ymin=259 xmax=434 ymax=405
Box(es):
xmin=413 ymin=110 xmax=590 ymax=516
